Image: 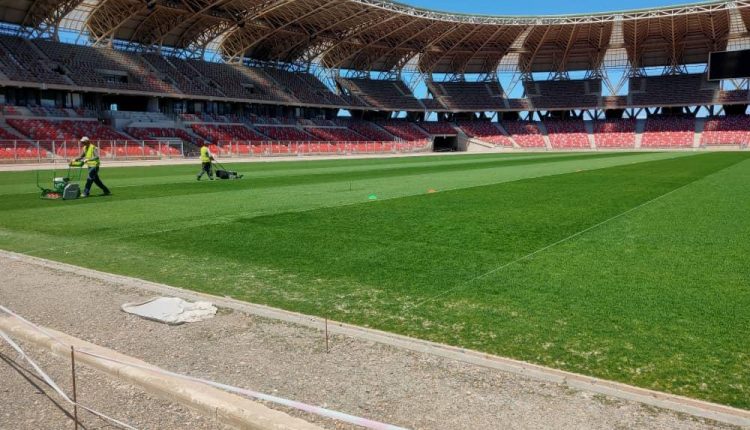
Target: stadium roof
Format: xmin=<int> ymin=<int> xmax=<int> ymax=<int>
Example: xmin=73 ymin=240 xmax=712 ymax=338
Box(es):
xmin=1 ymin=0 xmax=749 ymax=73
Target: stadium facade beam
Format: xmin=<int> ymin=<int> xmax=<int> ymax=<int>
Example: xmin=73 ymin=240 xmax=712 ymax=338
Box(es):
xmin=87 ymin=0 xmax=150 ymax=46
xmin=314 ymin=12 xmax=404 ymax=69
xmin=417 ymin=23 xmax=470 ymax=74
xmin=221 ymin=0 xmax=341 ymax=62
xmin=272 ymin=6 xmax=373 ymax=66
xmin=324 ymin=14 xmax=421 ymax=70
xmin=8 ymin=0 xmax=750 ymax=73
xmin=453 ymin=25 xmax=520 ymax=76
xmin=22 ymin=0 xmax=84 ymax=39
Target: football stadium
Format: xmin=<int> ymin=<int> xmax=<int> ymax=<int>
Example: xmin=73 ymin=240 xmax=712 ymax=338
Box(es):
xmin=0 ymin=0 xmax=749 ymax=429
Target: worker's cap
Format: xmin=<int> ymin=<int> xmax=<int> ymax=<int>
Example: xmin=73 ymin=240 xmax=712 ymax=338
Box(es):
xmin=80 ymin=136 xmax=90 ymax=143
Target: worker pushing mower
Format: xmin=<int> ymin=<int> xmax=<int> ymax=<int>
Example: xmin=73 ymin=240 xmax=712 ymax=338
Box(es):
xmin=196 ymin=142 xmax=215 ymax=181
xmin=196 ymin=142 xmax=243 ymax=181
xmin=37 ymin=137 xmax=111 ymax=200
xmin=76 ymin=137 xmax=111 ymax=198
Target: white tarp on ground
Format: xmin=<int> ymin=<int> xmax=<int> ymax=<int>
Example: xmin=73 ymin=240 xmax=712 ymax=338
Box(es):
xmin=121 ymin=297 xmax=217 ymax=325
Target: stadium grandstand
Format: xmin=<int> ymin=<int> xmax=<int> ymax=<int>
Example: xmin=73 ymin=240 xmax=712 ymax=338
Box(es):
xmin=0 ymin=0 xmax=749 ymax=161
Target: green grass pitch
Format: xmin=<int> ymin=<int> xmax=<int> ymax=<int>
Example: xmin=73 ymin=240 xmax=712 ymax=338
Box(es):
xmin=0 ymin=151 xmax=748 ymax=409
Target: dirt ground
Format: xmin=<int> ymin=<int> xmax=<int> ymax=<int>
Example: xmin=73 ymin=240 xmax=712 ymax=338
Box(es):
xmin=0 ymin=254 xmax=739 ymax=430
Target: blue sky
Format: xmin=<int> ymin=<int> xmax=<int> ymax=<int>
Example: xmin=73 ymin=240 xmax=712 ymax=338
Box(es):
xmin=398 ymin=0 xmax=696 ymax=15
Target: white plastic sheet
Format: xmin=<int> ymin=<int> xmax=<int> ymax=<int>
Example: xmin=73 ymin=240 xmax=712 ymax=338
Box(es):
xmin=122 ymin=297 xmax=217 ymax=325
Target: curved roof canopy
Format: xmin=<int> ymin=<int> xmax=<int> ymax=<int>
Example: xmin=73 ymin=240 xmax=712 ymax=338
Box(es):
xmin=0 ymin=0 xmax=747 ymax=73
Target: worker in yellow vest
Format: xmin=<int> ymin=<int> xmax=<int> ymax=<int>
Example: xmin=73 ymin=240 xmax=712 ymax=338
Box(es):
xmin=196 ymin=142 xmax=215 ymax=181
xmin=76 ymin=137 xmax=111 ymax=198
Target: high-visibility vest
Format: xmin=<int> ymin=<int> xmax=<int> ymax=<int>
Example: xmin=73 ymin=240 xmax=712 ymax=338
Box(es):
xmin=200 ymin=146 xmax=212 ymax=163
xmin=84 ymin=144 xmax=100 ymax=167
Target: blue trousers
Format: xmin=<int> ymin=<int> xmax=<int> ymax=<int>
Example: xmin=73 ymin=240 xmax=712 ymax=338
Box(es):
xmin=84 ymin=166 xmax=110 ymax=195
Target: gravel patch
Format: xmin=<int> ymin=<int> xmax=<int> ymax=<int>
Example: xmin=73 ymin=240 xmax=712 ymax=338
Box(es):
xmin=0 ymin=340 xmax=231 ymax=430
xmin=0 ymin=255 xmax=739 ymax=430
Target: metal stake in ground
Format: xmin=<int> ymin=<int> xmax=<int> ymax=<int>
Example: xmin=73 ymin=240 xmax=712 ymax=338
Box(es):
xmin=70 ymin=346 xmax=79 ymax=430
xmin=325 ymin=318 xmax=329 ymax=353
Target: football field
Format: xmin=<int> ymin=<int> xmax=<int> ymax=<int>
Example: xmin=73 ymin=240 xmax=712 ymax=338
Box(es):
xmin=0 ymin=151 xmax=748 ymax=409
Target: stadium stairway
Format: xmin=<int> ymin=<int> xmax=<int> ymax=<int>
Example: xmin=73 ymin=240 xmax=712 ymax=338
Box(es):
xmin=583 ymin=120 xmax=596 ymax=149
xmin=25 ymin=38 xmax=76 ymax=86
xmin=534 ymin=121 xmax=554 ymax=150
xmin=0 ymin=118 xmax=28 ymax=140
xmin=693 ymin=118 xmax=705 ymax=148
xmin=495 ymin=123 xmax=520 ymax=149
xmin=465 ymin=138 xmax=496 ymax=151
xmin=634 ymin=119 xmax=646 ymax=149
xmin=181 ymin=125 xmax=217 ymax=154
xmin=139 ymin=56 xmax=186 ymax=96
xmin=369 ymin=122 xmax=400 ymax=141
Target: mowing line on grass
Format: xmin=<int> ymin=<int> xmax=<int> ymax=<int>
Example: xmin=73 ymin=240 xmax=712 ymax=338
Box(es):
xmin=11 ymin=152 xmax=698 ymax=258
xmin=408 ymin=178 xmax=701 ymax=310
xmin=16 ymin=154 xmax=667 ymax=255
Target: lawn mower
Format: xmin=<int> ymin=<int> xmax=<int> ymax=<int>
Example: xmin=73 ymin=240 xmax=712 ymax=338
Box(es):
xmin=213 ymin=161 xmax=243 ymax=180
xmin=37 ymin=160 xmax=84 ymax=200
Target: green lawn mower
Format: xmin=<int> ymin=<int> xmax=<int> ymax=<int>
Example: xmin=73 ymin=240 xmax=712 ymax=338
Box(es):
xmin=214 ymin=161 xmax=243 ymax=180
xmin=37 ymin=160 xmax=84 ymax=200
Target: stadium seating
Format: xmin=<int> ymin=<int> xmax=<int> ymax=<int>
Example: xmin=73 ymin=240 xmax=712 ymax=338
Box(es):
xmin=716 ymin=90 xmax=748 ymax=104
xmin=337 ymin=78 xmax=422 ymax=110
xmin=601 ymin=96 xmax=629 ymax=110
xmin=457 ymin=122 xmax=513 ymax=147
xmin=337 ymin=121 xmax=396 ymax=141
xmin=700 ymin=116 xmax=750 ymax=146
xmin=191 ymin=124 xmax=266 ymax=143
xmin=185 ymin=60 xmax=275 ymax=101
xmin=256 ymin=126 xmax=316 ymax=141
xmin=34 ymin=40 xmax=175 ymax=94
xmin=630 ymin=74 xmax=717 ymax=107
xmin=501 ymin=121 xmax=546 ymax=148
xmin=7 ymin=118 xmax=131 ymax=142
xmin=26 ymin=106 xmax=85 ymax=118
xmin=0 ymin=127 xmax=43 ymax=159
xmin=525 ymin=80 xmax=601 ymax=110
xmin=237 ymin=66 xmax=297 ymax=103
xmin=141 ymin=54 xmax=224 ymax=97
xmin=305 ymin=127 xmax=368 ymax=141
xmin=126 ymin=127 xmax=201 ymax=155
xmin=376 ymin=121 xmax=429 ymax=141
xmin=0 ymin=35 xmax=69 ymax=86
xmin=427 ymin=81 xmax=506 ymax=110
xmin=543 ymin=119 xmax=590 ymax=149
xmin=310 ymin=119 xmax=336 ymax=127
xmin=416 ymin=122 xmax=456 ymax=135
xmin=593 ymin=119 xmax=636 ymax=148
xmin=6 ymin=118 xmax=140 ymax=157
xmin=180 ymin=113 xmax=241 ymax=123
xmin=262 ymin=68 xmax=345 ymax=106
xmin=507 ymin=99 xmax=531 ymax=110
xmin=641 ymin=117 xmax=696 ymax=148
xmin=420 ymin=99 xmax=446 ymax=110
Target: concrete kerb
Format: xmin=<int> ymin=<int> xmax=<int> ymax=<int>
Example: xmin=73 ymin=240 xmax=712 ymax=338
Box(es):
xmin=2 ymin=250 xmax=749 ymax=428
xmin=0 ymin=315 xmax=324 ymax=430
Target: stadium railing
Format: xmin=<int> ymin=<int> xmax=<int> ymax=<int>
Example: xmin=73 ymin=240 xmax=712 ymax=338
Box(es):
xmin=0 ymin=140 xmax=184 ymax=163
xmin=212 ymin=140 xmax=431 ymax=157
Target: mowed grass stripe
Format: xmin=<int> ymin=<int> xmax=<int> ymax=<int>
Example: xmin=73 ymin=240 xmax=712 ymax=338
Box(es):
xmin=451 ymin=157 xmax=750 ymax=408
xmin=0 ymin=152 xmax=685 ymax=243
xmin=130 ymin=153 xmax=741 ymax=302
xmin=0 ymin=151 xmax=615 ymax=191
xmin=0 ymin=151 xmax=646 ymax=208
xmin=0 ymin=152 xmax=582 ymax=196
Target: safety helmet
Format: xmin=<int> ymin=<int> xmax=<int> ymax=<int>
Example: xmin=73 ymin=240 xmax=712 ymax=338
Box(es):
xmin=80 ymin=136 xmax=90 ymax=143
